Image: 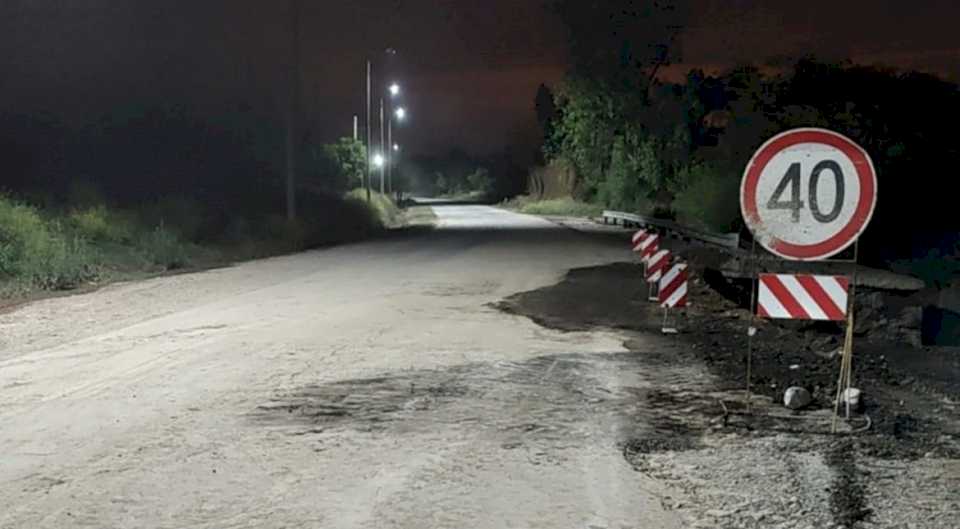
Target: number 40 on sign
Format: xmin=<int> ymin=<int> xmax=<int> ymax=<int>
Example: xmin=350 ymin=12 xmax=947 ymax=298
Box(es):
xmin=740 ymin=128 xmax=877 ymax=262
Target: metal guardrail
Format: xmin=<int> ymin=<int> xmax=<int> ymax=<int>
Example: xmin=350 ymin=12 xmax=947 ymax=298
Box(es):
xmin=601 ymin=210 xmax=924 ymax=290
xmin=601 ymin=210 xmax=741 ymax=251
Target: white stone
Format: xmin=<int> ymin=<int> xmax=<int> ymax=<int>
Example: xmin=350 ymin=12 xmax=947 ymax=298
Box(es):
xmin=841 ymin=387 xmax=862 ymax=410
xmin=783 ymin=386 xmax=812 ymax=409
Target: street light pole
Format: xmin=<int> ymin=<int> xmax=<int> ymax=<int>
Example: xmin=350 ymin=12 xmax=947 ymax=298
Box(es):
xmin=386 ymin=118 xmax=392 ymax=194
xmin=365 ymin=60 xmax=372 ymax=202
xmin=379 ymin=97 xmax=385 ymax=194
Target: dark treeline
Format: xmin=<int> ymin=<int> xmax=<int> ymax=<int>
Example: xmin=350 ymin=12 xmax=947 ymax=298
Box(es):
xmin=401 ymin=149 xmax=527 ymax=200
xmin=0 ymin=100 xmax=372 ymax=241
xmin=544 ymin=0 xmax=960 ymax=267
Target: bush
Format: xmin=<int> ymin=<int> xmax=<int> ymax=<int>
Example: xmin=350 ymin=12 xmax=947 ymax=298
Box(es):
xmin=33 ymin=226 xmax=99 ymax=290
xmin=671 ymin=163 xmax=741 ymax=232
xmin=510 ymin=196 xmax=604 ymax=217
xmin=136 ymin=225 xmax=190 ymax=270
xmin=466 ymin=168 xmax=494 ymax=197
xmin=68 ymin=205 xmax=138 ymax=243
xmin=262 ymin=215 xmax=310 ymax=250
xmin=345 ymin=189 xmax=401 ymax=228
xmin=0 ymin=197 xmax=99 ymax=289
xmin=594 ymin=134 xmax=660 ymax=214
xmin=140 ymin=195 xmax=206 ymax=242
xmin=435 ymin=174 xmax=448 ymax=194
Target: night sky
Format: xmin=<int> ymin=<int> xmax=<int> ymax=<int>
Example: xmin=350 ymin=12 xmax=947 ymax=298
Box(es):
xmin=1 ymin=1 xmax=958 ymax=159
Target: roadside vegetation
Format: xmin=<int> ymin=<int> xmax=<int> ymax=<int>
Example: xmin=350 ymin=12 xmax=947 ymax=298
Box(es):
xmin=397 ymin=149 xmax=527 ymax=202
xmin=532 ymin=1 xmax=960 ymax=269
xmin=0 ymin=189 xmax=400 ymax=298
xmin=0 ymin=130 xmax=403 ymax=298
xmin=500 ymin=196 xmax=603 ymax=218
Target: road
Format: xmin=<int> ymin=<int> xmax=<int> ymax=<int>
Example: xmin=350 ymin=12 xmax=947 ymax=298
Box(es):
xmin=0 ymin=205 xmax=682 ymax=529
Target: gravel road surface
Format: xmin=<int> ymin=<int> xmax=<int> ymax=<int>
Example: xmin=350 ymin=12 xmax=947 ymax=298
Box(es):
xmin=0 ymin=205 xmax=682 ymax=528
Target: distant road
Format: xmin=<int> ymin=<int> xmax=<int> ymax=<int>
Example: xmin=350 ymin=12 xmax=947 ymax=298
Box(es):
xmin=0 ymin=205 xmax=681 ymax=528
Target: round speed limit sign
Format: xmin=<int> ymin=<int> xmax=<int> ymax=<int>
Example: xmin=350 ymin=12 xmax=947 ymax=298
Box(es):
xmin=740 ymin=128 xmax=877 ymax=261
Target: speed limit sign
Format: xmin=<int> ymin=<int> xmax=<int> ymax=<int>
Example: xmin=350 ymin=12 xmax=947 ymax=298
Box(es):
xmin=740 ymin=128 xmax=877 ymax=261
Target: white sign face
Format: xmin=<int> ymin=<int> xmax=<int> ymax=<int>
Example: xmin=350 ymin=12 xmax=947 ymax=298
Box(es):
xmin=740 ymin=128 xmax=877 ymax=261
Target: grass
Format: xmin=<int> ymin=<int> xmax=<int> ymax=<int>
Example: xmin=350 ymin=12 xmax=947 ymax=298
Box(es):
xmin=502 ymin=196 xmax=605 ymax=218
xmin=346 ymin=189 xmax=402 ymax=228
xmin=68 ymin=205 xmax=137 ymax=243
xmin=0 ymin=189 xmax=408 ymax=301
xmin=0 ymin=197 xmax=100 ymax=293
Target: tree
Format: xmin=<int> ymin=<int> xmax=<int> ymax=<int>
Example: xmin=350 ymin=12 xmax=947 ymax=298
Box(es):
xmin=319 ymin=137 xmax=365 ymax=192
xmin=553 ymin=0 xmax=689 ymax=96
xmin=535 ymin=84 xmax=559 ymax=163
xmin=466 ymin=168 xmax=493 ymax=196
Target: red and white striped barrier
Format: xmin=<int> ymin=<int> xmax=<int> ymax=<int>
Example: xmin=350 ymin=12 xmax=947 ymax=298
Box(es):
xmin=659 ymin=263 xmax=688 ymax=308
xmin=645 ymin=250 xmax=671 ymax=283
xmin=631 ymin=230 xmax=648 ymax=252
xmin=637 ymin=233 xmax=660 ymax=263
xmin=757 ymin=274 xmax=849 ymax=321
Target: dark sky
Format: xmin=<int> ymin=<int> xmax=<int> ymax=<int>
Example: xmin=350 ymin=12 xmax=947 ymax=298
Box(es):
xmin=675 ymin=0 xmax=960 ymax=80
xmin=1 ymin=1 xmax=958 ymax=159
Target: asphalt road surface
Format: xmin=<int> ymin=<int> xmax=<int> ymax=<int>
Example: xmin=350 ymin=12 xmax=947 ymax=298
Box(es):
xmin=0 ymin=205 xmax=682 ymax=529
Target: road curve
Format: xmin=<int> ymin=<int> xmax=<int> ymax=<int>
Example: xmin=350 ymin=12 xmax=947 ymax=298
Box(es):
xmin=0 ymin=205 xmax=680 ymax=529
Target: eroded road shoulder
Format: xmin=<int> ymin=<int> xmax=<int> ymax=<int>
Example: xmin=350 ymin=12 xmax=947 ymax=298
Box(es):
xmin=496 ymin=262 xmax=960 ymax=529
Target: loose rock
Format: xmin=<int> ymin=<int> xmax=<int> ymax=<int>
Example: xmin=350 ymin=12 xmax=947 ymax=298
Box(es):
xmin=783 ymin=386 xmax=812 ymax=410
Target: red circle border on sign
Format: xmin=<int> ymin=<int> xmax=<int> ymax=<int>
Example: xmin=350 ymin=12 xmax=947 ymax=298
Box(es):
xmin=740 ymin=128 xmax=877 ymax=261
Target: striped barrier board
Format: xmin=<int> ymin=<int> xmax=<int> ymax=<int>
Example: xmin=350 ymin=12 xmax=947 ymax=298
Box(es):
xmin=631 ymin=230 xmax=648 ymax=252
xmin=645 ymin=250 xmax=671 ymax=283
xmin=659 ymin=263 xmax=688 ymax=308
xmin=638 ymin=234 xmax=660 ymax=263
xmin=758 ymin=274 xmax=849 ymax=321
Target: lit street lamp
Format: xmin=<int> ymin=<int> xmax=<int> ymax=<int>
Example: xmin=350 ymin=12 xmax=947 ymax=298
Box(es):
xmin=387 ymin=107 xmax=407 ymax=195
xmin=389 ymin=82 xmax=400 ymax=97
xmin=372 ymin=153 xmax=385 ymax=168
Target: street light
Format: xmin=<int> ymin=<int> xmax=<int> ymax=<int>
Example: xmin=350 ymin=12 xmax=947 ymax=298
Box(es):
xmin=394 ymin=107 xmax=406 ymax=121
xmin=393 ymin=143 xmax=400 ymax=152
xmin=372 ymin=153 xmax=385 ymax=168
xmin=389 ymin=82 xmax=400 ymax=97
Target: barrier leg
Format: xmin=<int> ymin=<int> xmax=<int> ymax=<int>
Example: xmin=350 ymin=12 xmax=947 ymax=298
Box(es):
xmin=661 ymin=307 xmax=678 ymax=334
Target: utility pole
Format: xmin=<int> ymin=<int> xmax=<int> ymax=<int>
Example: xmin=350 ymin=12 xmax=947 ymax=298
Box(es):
xmin=387 ymin=118 xmax=392 ymax=194
xmin=285 ymin=0 xmax=301 ymax=222
xmin=365 ymin=60 xmax=372 ymax=202
xmin=353 ymin=114 xmax=358 ymax=140
xmin=379 ymin=97 xmax=385 ymax=194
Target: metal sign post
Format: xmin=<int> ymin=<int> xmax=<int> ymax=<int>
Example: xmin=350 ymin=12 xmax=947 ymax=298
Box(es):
xmin=745 ymin=238 xmax=758 ymax=409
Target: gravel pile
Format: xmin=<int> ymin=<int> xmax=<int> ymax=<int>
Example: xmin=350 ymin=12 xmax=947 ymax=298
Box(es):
xmin=629 ymin=434 xmax=835 ymax=529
